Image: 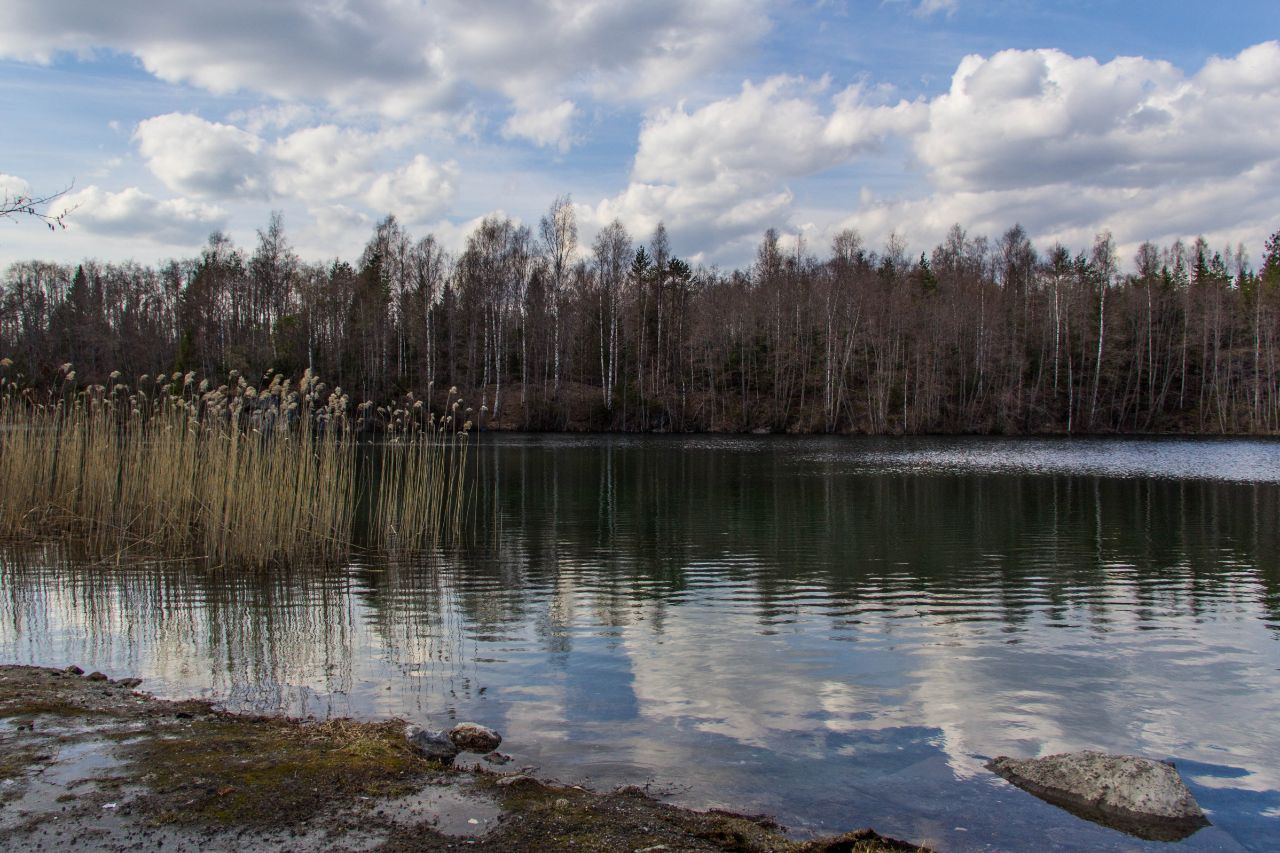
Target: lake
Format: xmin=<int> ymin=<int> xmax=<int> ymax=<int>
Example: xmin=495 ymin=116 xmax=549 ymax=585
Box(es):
xmin=3 ymin=435 xmax=1279 ymax=851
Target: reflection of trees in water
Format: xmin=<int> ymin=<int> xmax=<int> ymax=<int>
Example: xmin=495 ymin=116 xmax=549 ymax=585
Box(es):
xmin=2 ymin=440 xmax=1278 ymax=713
xmin=466 ymin=438 xmax=1280 ymax=632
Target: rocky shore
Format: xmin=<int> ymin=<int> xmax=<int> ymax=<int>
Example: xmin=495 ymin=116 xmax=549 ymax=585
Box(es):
xmin=0 ymin=665 xmax=923 ymax=852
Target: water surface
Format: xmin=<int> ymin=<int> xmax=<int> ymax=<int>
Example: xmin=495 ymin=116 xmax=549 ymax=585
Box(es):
xmin=3 ymin=435 xmax=1279 ymax=851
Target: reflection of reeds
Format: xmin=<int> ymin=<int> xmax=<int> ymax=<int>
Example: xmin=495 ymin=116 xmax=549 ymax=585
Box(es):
xmin=0 ymin=362 xmax=470 ymax=568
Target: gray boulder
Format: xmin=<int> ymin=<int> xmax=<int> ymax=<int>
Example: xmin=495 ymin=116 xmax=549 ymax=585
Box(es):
xmin=449 ymin=722 xmax=502 ymax=753
xmin=988 ymin=751 xmax=1209 ymax=841
xmin=404 ymin=724 xmax=460 ymax=762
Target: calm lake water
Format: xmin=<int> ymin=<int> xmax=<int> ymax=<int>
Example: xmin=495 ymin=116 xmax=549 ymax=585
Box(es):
xmin=3 ymin=435 xmax=1280 ymax=851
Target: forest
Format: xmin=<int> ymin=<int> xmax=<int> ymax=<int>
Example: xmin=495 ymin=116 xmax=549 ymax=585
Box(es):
xmin=3 ymin=198 xmax=1280 ymax=435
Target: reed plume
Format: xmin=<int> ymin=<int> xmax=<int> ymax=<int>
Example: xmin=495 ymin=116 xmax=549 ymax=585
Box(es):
xmin=0 ymin=362 xmax=471 ymax=568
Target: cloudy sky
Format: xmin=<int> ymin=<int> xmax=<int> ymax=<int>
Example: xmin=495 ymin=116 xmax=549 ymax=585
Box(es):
xmin=2 ymin=0 xmax=1279 ymax=270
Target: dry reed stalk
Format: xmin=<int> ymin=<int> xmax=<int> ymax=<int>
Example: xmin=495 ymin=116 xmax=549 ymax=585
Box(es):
xmin=368 ymin=387 xmax=472 ymax=552
xmin=0 ymin=362 xmax=471 ymax=568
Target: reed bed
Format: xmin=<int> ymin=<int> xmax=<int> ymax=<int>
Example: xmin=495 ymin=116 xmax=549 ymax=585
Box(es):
xmin=0 ymin=361 xmax=471 ymax=568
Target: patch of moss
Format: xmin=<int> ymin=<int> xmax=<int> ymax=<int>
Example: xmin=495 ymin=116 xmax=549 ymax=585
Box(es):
xmin=485 ymin=779 xmax=926 ymax=853
xmin=124 ymin=715 xmax=430 ymax=826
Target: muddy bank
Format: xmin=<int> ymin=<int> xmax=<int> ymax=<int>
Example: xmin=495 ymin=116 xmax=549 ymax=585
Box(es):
xmin=0 ymin=665 xmax=923 ymax=852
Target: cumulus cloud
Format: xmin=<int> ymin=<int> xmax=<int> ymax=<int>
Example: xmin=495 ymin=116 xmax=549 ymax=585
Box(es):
xmin=836 ymin=161 xmax=1280 ymax=269
xmin=8 ymin=1 xmax=1278 ymax=268
xmin=595 ymin=40 xmax=1280 ymax=263
xmin=590 ymin=76 xmax=924 ymax=255
xmin=134 ymin=114 xmax=264 ymax=197
xmin=292 ymin=203 xmax=375 ymax=261
xmin=632 ymin=77 xmax=923 ymax=186
xmin=270 ymin=125 xmax=386 ymax=202
xmin=227 ymin=103 xmax=316 ymax=136
xmin=0 ymin=174 xmax=33 ymax=205
xmin=926 ymin=43 xmax=1280 ymax=194
xmin=61 ymin=186 xmax=225 ymax=243
xmin=0 ymin=0 xmax=771 ymax=143
xmin=133 ymin=113 xmax=458 ymax=221
xmin=848 ymin=41 xmax=1280 ymax=254
xmin=502 ymin=100 xmax=578 ymax=151
xmin=365 ymin=155 xmax=460 ymax=223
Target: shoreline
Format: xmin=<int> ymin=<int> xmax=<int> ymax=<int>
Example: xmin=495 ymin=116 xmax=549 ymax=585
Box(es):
xmin=0 ymin=664 xmax=926 ymax=852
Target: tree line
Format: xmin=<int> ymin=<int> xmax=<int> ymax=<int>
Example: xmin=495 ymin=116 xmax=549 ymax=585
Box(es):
xmin=4 ymin=200 xmax=1280 ymax=434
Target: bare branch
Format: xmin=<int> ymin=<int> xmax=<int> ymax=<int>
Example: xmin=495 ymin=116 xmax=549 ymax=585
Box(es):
xmin=0 ymin=181 xmax=78 ymax=231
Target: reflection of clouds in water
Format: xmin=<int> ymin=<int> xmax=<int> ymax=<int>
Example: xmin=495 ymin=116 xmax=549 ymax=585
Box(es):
xmin=625 ymin=593 xmax=831 ymax=749
xmin=4 ymin=432 xmax=1280 ymax=849
xmin=608 ymin=567 xmax=1280 ymax=802
xmin=895 ymin=592 xmax=1280 ymax=795
xmin=4 ymin=546 xmax=1280 ymax=847
xmin=618 ymin=577 xmax=956 ymax=764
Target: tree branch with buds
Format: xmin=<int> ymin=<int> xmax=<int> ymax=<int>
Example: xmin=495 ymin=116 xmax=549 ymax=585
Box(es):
xmin=1 ymin=182 xmax=77 ymax=230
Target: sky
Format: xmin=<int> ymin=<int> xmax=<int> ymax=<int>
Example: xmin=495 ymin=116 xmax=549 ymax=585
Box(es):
xmin=1 ymin=0 xmax=1279 ymax=271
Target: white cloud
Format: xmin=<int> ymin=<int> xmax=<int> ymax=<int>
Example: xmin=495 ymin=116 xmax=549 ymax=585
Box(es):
xmin=591 ymin=76 xmax=923 ymax=256
xmin=857 ymin=41 xmax=1280 ymax=254
xmin=365 ymin=155 xmax=460 ymax=223
xmin=270 ymin=125 xmax=385 ymax=203
xmin=914 ymin=43 xmax=1280 ymax=197
xmin=0 ymin=0 xmax=772 ymax=136
xmin=6 ymin=2 xmax=1278 ymax=270
xmin=227 ymin=103 xmax=316 ymax=136
xmin=502 ymin=100 xmax=578 ymax=151
xmin=596 ymin=40 xmax=1280 ymax=263
xmin=133 ymin=113 xmax=459 ymax=220
xmin=134 ymin=113 xmax=264 ymax=197
xmin=835 ymin=161 xmax=1280 ymax=270
xmin=1 ymin=174 xmax=33 ymax=201
xmin=61 ymin=185 xmax=225 ymax=243
xmin=294 ymin=203 xmax=374 ymax=262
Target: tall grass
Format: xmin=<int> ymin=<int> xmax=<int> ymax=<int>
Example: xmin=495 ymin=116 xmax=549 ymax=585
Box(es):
xmin=0 ymin=361 xmax=471 ymax=568
xmin=371 ymin=388 xmax=472 ymax=552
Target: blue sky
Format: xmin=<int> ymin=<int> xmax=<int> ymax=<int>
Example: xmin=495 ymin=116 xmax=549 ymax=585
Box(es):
xmin=2 ymin=1 xmax=1278 ymax=270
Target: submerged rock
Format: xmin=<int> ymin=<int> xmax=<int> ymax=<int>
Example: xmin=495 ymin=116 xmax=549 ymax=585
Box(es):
xmin=448 ymin=722 xmax=502 ymax=753
xmin=987 ymin=751 xmax=1209 ymax=841
xmin=404 ymin=724 xmax=460 ymax=762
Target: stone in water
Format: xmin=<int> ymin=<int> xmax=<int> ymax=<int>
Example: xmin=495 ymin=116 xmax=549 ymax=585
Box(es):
xmin=405 ymin=724 xmax=460 ymax=762
xmin=448 ymin=722 xmax=502 ymax=753
xmin=987 ymin=750 xmax=1209 ymax=841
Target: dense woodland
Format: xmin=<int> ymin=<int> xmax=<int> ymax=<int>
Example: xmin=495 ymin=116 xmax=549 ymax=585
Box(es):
xmin=3 ymin=199 xmax=1280 ymax=434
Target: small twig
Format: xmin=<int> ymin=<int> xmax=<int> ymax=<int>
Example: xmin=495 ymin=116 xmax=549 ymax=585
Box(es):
xmin=1 ymin=181 xmax=79 ymax=231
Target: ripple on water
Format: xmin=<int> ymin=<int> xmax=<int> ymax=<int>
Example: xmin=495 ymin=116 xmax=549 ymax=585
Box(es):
xmin=3 ymin=435 xmax=1280 ymax=851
